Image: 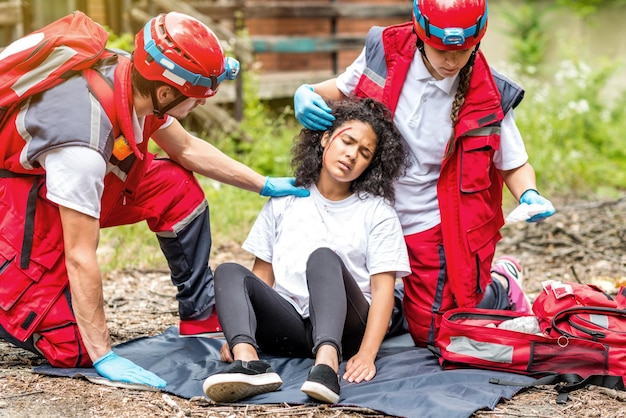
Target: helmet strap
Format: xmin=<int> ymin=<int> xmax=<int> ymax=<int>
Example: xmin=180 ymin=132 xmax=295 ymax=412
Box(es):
xmin=416 ymin=38 xmax=429 ymax=63
xmin=416 ymin=38 xmax=481 ymax=68
xmin=413 ymin=25 xmax=427 ymax=60
xmin=468 ymin=43 xmax=480 ymax=67
xmin=150 ymin=88 xmax=189 ymax=119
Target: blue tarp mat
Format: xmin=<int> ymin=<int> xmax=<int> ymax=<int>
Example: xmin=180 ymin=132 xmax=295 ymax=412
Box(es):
xmin=34 ymin=327 xmax=535 ymax=418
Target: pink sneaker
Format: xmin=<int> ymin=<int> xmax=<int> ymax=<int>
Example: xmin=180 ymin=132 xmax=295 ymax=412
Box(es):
xmin=491 ymin=256 xmax=532 ymax=314
xmin=179 ymin=311 xmax=223 ymax=338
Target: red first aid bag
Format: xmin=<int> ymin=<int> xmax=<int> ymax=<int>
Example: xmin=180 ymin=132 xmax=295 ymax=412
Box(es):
xmin=533 ymin=282 xmax=626 ymax=377
xmin=434 ymin=308 xmax=610 ymax=377
xmin=533 ymin=281 xmax=626 ymax=327
xmin=0 ymin=10 xmax=110 ymax=125
xmin=433 ymin=283 xmax=626 ymax=401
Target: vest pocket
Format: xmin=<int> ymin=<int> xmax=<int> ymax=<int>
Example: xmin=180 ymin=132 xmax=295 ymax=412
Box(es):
xmin=0 ymin=235 xmax=46 ymax=312
xmin=460 ymin=135 xmax=497 ymax=193
xmin=0 ymin=195 xmax=65 ymax=341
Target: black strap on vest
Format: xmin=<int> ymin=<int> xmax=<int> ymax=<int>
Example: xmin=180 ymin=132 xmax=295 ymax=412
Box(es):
xmin=0 ymin=169 xmax=42 ymax=269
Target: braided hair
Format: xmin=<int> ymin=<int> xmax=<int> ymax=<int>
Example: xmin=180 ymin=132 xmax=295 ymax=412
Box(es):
xmin=443 ymin=49 xmax=477 ymax=159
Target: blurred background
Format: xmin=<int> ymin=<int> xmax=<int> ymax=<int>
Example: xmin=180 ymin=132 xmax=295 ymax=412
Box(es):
xmin=2 ymin=0 xmax=625 ymax=271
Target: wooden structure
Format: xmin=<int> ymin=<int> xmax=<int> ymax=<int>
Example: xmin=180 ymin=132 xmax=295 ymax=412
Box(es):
xmin=126 ymin=0 xmax=411 ymax=102
xmin=128 ymin=0 xmax=410 ymax=131
xmin=0 ymin=0 xmax=412 ymax=132
xmin=0 ymin=1 xmax=24 ymax=45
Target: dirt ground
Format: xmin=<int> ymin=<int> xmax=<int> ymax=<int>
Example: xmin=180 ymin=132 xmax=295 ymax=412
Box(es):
xmin=1 ymin=196 xmax=625 ymax=418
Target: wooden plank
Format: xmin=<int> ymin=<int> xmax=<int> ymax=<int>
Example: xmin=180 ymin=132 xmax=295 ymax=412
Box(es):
xmin=210 ymin=70 xmax=335 ymax=103
xmin=188 ymin=1 xmax=411 ymax=20
xmin=252 ymin=34 xmax=365 ymax=53
xmin=132 ymin=0 xmax=254 ymax=63
xmin=0 ymin=3 xmax=22 ymax=26
xmin=256 ymin=70 xmax=335 ymax=100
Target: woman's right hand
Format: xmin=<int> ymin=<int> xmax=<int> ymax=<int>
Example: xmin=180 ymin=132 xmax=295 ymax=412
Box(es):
xmin=343 ymin=352 xmax=376 ymax=383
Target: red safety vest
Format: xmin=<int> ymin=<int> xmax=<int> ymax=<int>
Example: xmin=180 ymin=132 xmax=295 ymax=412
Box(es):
xmin=353 ymin=22 xmax=523 ymax=307
xmin=0 ymin=56 xmax=165 ymax=342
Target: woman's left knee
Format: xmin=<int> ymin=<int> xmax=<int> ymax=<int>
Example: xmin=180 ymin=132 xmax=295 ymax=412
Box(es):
xmin=306 ymin=247 xmax=337 ymax=267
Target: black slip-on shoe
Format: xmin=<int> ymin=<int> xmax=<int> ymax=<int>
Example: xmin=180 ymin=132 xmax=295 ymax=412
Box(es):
xmin=300 ymin=364 xmax=340 ymax=403
xmin=203 ymin=360 xmax=282 ymax=403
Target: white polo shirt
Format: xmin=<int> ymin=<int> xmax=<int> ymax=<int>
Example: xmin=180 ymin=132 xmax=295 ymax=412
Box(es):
xmin=336 ymin=48 xmax=529 ymax=235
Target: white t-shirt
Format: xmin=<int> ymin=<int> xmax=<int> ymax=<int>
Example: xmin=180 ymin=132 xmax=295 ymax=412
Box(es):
xmin=336 ymin=49 xmax=529 ymax=235
xmin=243 ymin=185 xmax=411 ymax=317
xmin=39 ymin=112 xmax=173 ymax=219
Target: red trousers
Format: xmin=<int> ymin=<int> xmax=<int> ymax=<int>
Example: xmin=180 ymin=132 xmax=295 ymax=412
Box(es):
xmin=402 ymin=224 xmax=498 ymax=347
xmin=0 ymin=159 xmax=206 ymax=367
xmin=402 ymin=225 xmax=455 ymax=347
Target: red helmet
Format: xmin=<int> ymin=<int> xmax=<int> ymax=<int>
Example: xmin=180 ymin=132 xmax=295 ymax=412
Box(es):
xmin=412 ymin=0 xmax=488 ymax=50
xmin=134 ymin=12 xmax=239 ymax=98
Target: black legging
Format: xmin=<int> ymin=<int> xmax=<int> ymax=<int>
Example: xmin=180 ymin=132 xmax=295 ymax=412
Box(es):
xmin=214 ymin=247 xmax=395 ymax=360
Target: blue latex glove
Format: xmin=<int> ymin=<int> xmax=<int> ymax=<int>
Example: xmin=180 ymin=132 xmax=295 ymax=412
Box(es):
xmin=93 ymin=350 xmax=166 ymax=389
xmin=519 ymin=189 xmax=555 ymax=223
xmin=294 ymin=84 xmax=335 ymax=130
xmin=260 ymin=177 xmax=310 ymax=197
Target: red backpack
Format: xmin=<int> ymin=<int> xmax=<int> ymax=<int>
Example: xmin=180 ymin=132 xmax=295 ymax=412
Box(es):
xmin=0 ymin=10 xmax=115 ymax=126
xmin=434 ymin=282 xmax=626 ymax=402
xmin=0 ymin=11 xmax=121 ymax=368
xmin=533 ymin=282 xmax=626 ymax=377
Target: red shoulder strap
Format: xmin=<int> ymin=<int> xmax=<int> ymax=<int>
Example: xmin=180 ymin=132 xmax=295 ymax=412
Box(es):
xmin=82 ymin=55 xmax=143 ymax=160
xmin=82 ymin=62 xmax=117 ymax=137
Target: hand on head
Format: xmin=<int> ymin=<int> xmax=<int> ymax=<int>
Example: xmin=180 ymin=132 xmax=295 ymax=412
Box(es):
xmin=294 ymin=84 xmax=335 ymax=131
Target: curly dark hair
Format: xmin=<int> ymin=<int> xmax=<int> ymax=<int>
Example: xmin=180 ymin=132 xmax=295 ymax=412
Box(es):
xmin=292 ymin=96 xmax=408 ymax=203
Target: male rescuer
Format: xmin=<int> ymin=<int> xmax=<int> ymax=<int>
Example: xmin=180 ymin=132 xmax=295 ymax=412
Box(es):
xmin=0 ymin=12 xmax=308 ymax=388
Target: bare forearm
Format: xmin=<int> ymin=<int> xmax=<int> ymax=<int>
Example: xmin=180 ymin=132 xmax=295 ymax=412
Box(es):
xmin=177 ymin=140 xmax=266 ymax=192
xmin=500 ymin=162 xmax=537 ymax=201
xmin=59 ymin=206 xmax=111 ymax=362
xmin=357 ymin=283 xmax=395 ymax=360
xmin=358 ymin=310 xmax=391 ymax=360
xmin=153 ymin=122 xmax=267 ymax=193
xmin=66 ymin=256 xmax=111 ymax=361
xmin=310 ymin=78 xmax=347 ymax=101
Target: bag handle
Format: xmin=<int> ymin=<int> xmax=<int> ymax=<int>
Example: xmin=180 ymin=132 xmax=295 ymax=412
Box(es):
xmin=551 ymin=306 xmax=626 ymax=340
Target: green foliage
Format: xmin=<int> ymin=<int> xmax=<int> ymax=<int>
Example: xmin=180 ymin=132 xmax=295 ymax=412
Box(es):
xmin=557 ymin=0 xmax=626 ymax=16
xmin=105 ymin=28 xmax=134 ymax=52
xmin=497 ymin=0 xmax=626 ymax=200
xmin=209 ymin=70 xmax=300 ymax=177
xmin=510 ymin=58 xmax=626 ymax=199
xmin=499 ymin=0 xmax=553 ymax=73
xmin=498 ymin=0 xmax=626 ymax=73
